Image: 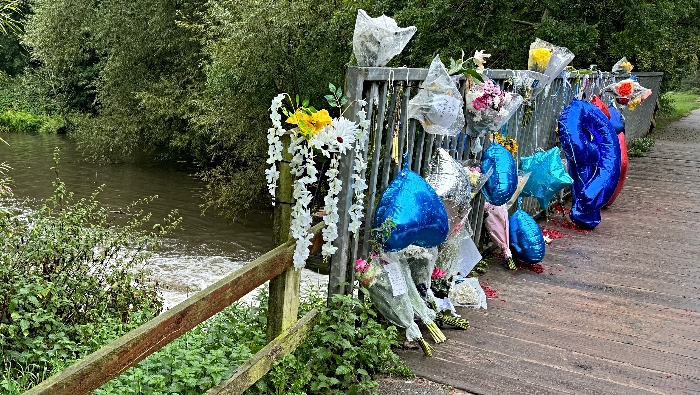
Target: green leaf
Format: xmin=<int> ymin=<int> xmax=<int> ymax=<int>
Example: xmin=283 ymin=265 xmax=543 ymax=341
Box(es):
xmin=465 ymin=68 xmax=485 ymax=83
xmin=329 ymin=83 xmax=337 ymax=94
xmin=340 ymin=97 xmax=348 ymax=106
xmin=296 ymin=94 xmax=300 ymax=106
xmin=325 ymin=95 xmax=336 ymax=106
xmin=302 ymin=99 xmax=310 ymax=107
xmin=336 ymin=87 xmax=342 ymax=98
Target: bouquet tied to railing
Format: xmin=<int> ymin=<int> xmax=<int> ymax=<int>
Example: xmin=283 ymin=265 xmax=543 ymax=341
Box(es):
xmin=267 ymin=85 xmax=370 ymax=269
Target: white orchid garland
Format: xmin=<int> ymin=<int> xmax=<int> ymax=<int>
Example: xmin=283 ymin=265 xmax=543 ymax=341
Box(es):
xmin=267 ymin=95 xmax=370 ymax=269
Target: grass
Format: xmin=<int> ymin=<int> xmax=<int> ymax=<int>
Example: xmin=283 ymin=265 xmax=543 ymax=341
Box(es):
xmin=654 ymin=91 xmax=700 ymax=130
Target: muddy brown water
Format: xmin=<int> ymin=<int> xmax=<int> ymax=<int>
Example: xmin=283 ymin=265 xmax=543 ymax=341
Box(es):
xmin=1 ymin=133 xmax=327 ymax=309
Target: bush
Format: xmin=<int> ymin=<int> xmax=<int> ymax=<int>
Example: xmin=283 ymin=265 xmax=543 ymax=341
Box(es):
xmin=248 ymin=291 xmax=411 ymax=395
xmin=0 ymin=110 xmax=67 ymax=133
xmin=0 ymin=149 xmax=180 ymax=393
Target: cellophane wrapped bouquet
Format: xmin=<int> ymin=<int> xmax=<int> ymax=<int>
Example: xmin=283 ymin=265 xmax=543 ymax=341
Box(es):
xmin=606 ymin=79 xmax=652 ymax=111
xmin=355 ymin=254 xmax=435 ymax=355
xmin=528 ymin=38 xmax=574 ymax=91
xmin=464 ymin=80 xmax=523 ymax=134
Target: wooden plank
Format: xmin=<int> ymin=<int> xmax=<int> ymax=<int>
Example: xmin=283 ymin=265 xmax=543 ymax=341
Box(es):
xmin=23 ymin=222 xmax=326 ymax=395
xmin=361 ymin=82 xmax=389 ymax=260
xmin=267 ymin=134 xmax=301 ymax=342
xmin=205 ymin=309 xmax=320 ymax=395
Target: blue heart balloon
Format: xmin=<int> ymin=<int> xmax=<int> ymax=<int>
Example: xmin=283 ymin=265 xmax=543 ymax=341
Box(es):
xmin=520 ymin=147 xmax=573 ymax=211
xmin=558 ymin=99 xmax=621 ymax=229
xmin=609 ymin=105 xmax=625 ymax=135
xmin=373 ymin=156 xmax=449 ymax=251
xmin=509 ymin=200 xmax=546 ymax=264
xmin=481 ymin=142 xmax=518 ymax=206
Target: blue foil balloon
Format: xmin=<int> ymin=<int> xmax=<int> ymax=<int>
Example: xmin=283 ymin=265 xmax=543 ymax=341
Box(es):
xmin=373 ymin=155 xmax=449 ymax=251
xmin=609 ymin=106 xmax=625 ymax=135
xmin=558 ymin=99 xmax=621 ymax=229
xmin=520 ymin=147 xmax=573 ymax=210
xmin=481 ymin=142 xmax=518 ymax=206
xmin=509 ymin=200 xmax=546 ymax=264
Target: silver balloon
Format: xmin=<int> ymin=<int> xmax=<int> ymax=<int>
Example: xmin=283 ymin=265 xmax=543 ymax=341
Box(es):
xmin=425 ymin=148 xmax=472 ymax=233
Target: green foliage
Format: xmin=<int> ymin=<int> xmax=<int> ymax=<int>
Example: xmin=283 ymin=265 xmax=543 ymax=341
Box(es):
xmin=248 ymin=292 xmax=409 ymax=395
xmin=654 ymin=91 xmax=700 ymax=129
xmin=0 ymin=149 xmax=180 ymax=392
xmin=0 ymin=109 xmax=66 ymax=133
xmin=95 ymin=290 xmax=271 ymax=395
xmin=627 ymin=137 xmax=655 ymax=157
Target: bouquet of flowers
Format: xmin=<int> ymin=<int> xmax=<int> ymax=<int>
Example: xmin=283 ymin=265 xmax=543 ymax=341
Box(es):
xmin=402 ymin=245 xmax=439 ymax=302
xmin=267 ymin=85 xmax=370 ymax=269
xmin=430 ymin=264 xmax=470 ymax=329
xmin=528 ymin=38 xmax=575 ymax=93
xmin=464 ymin=80 xmax=523 ymax=134
xmin=408 ymin=55 xmax=465 ymax=136
xmin=493 ymin=132 xmax=518 ymax=155
xmin=605 ymin=79 xmax=652 ymax=111
xmin=484 ymin=202 xmax=515 ymax=270
xmin=464 ymin=164 xmax=493 ymax=199
xmin=612 ymin=57 xmax=634 ymax=74
xmin=355 ymin=253 xmax=436 ymax=355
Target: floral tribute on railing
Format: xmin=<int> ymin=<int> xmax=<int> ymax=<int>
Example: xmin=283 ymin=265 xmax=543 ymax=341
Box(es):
xmin=267 ymin=84 xmax=370 ymax=269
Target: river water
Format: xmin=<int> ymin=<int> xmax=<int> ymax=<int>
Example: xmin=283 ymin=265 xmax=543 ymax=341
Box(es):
xmin=1 ymin=133 xmax=327 ymax=309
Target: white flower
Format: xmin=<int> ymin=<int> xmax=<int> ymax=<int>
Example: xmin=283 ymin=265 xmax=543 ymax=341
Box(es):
xmin=473 ymin=50 xmax=491 ymax=71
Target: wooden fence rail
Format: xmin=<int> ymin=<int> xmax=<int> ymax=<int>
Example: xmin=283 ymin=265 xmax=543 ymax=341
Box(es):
xmin=22 ymin=221 xmax=325 ymax=395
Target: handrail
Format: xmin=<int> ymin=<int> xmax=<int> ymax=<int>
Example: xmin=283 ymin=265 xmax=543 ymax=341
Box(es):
xmin=23 ymin=222 xmax=326 ymax=395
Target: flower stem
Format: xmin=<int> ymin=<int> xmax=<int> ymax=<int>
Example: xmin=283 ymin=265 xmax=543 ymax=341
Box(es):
xmin=417 ymin=337 xmax=434 ymax=357
xmin=436 ymin=312 xmax=470 ymax=330
xmin=507 ymin=256 xmax=517 ymax=270
xmin=426 ymin=322 xmax=447 ymax=343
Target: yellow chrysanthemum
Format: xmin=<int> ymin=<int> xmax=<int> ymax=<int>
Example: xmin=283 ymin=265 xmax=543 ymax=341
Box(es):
xmin=286 ymin=108 xmax=333 ymax=139
xmin=529 ymin=48 xmax=553 ymax=72
xmin=628 ymin=97 xmax=642 ymax=111
xmin=621 ymin=61 xmax=634 ymax=73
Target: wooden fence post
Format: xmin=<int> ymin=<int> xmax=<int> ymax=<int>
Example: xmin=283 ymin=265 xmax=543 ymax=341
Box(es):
xmin=267 ymin=135 xmax=301 ymax=343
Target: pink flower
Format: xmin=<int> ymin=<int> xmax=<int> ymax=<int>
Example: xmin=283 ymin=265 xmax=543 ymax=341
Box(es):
xmin=431 ymin=267 xmax=447 ymax=280
xmin=355 ymin=258 xmax=370 ymax=273
xmin=473 ymin=96 xmax=489 ymax=111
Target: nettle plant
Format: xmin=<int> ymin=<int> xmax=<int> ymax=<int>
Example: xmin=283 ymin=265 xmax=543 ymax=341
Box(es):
xmin=0 ymin=149 xmax=180 ymax=393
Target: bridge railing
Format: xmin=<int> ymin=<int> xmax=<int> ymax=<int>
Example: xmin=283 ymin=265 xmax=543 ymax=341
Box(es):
xmin=328 ymin=67 xmax=663 ymax=297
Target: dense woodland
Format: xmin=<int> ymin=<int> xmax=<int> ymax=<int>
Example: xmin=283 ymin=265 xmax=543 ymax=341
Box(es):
xmin=2 ymin=0 xmax=699 ymax=218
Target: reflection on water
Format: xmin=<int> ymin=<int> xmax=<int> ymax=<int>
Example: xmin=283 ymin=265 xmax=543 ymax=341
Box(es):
xmin=2 ymin=133 xmax=328 ymax=309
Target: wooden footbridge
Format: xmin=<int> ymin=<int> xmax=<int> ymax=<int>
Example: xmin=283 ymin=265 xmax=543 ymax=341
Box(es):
xmin=23 ymin=67 xmax=691 ymax=395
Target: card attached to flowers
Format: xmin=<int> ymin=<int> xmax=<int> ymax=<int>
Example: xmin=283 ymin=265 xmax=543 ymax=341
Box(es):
xmin=267 ymin=85 xmax=371 ymax=269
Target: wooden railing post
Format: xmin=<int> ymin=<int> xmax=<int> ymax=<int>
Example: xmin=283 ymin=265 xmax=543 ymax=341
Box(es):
xmin=267 ymin=135 xmax=301 ymax=342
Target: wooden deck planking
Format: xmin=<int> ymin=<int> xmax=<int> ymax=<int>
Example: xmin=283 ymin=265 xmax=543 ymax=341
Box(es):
xmin=397 ymin=138 xmax=700 ymax=394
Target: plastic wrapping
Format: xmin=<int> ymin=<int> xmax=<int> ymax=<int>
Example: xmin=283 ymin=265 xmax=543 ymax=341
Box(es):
xmin=435 ymin=226 xmax=466 ymax=277
xmin=359 ymin=255 xmax=423 ymax=341
xmin=402 ymin=245 xmax=439 ymax=302
xmin=605 ymin=79 xmax=652 ymax=111
xmin=408 ymin=55 xmax=465 ymax=136
xmin=450 ymin=278 xmax=487 ymax=309
xmin=464 ymin=80 xmax=523 ymax=134
xmin=463 ymin=162 xmax=492 ymax=199
xmin=612 ymin=57 xmax=634 ymax=74
xmin=514 ymin=69 xmax=548 ymax=100
xmin=425 ymin=148 xmax=471 ymax=233
xmin=484 ymin=202 xmax=514 ymax=269
xmin=352 ymin=9 xmax=417 ymax=67
xmin=528 ymin=38 xmax=575 ymax=97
